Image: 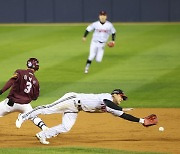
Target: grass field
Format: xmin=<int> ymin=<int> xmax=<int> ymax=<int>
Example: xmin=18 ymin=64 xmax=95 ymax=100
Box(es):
xmin=0 ymin=147 xmax=164 ymax=154
xmin=0 ymin=23 xmax=180 ymax=153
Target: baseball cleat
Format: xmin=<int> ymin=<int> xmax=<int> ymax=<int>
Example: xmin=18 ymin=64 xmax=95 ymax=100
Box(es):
xmin=16 ymin=113 xmax=24 ymax=128
xmin=84 ymin=67 xmax=89 ymax=74
xmin=36 ymin=133 xmax=49 ymax=145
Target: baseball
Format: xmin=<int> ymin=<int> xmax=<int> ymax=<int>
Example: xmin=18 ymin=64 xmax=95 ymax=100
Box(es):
xmin=159 ymin=127 xmax=164 ymax=132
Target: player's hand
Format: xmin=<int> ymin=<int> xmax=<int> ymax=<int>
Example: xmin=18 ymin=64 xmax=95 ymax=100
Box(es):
xmin=82 ymin=37 xmax=86 ymax=42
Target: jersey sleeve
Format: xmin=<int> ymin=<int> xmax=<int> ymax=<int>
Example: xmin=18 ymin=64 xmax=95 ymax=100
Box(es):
xmin=12 ymin=70 xmax=19 ymax=79
xmin=0 ymin=70 xmax=18 ymax=93
xmin=86 ymin=22 xmax=95 ymax=32
xmin=110 ymin=23 xmax=116 ymax=34
xmin=120 ymin=113 xmax=140 ymax=122
xmin=106 ymin=106 xmax=124 ymax=116
xmin=103 ymin=99 xmax=124 ymax=117
xmin=104 ymin=99 xmax=140 ymax=123
xmin=103 ymin=99 xmax=122 ymax=111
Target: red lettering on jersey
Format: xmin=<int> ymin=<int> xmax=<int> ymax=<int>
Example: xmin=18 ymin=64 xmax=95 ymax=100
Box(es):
xmin=96 ymin=29 xmax=108 ymax=33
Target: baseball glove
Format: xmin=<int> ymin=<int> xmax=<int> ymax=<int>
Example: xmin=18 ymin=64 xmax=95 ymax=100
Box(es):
xmin=107 ymin=41 xmax=115 ymax=47
xmin=143 ymin=114 xmax=158 ymax=127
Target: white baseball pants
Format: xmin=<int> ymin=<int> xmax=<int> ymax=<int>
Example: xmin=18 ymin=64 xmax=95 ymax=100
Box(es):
xmin=22 ymin=92 xmax=79 ymax=139
xmin=0 ymin=98 xmax=44 ymax=127
xmin=88 ymin=40 xmax=106 ymax=62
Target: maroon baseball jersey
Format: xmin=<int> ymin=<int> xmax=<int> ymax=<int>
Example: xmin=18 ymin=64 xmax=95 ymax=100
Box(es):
xmin=7 ymin=69 xmax=40 ymax=104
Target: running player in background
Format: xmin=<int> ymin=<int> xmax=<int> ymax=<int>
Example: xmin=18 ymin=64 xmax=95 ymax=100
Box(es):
xmin=82 ymin=11 xmax=116 ymax=73
xmin=0 ymin=58 xmax=48 ymax=131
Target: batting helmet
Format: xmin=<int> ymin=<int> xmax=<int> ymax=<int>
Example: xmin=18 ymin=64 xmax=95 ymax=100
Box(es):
xmin=27 ymin=58 xmax=39 ymax=71
xmin=111 ymin=89 xmax=128 ymax=101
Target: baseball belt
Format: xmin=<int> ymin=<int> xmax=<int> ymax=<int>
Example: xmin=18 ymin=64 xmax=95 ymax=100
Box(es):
xmin=74 ymin=100 xmax=82 ymax=111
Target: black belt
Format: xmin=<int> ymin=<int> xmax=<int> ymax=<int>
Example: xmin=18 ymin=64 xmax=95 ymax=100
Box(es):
xmin=77 ymin=100 xmax=82 ymax=111
xmin=98 ymin=41 xmax=105 ymax=43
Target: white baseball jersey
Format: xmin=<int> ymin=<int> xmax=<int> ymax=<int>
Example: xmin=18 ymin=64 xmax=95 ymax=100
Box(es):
xmin=77 ymin=93 xmax=112 ymax=112
xmin=86 ymin=21 xmax=116 ymax=62
xmin=77 ymin=93 xmax=124 ymax=117
xmin=87 ymin=21 xmax=116 ymax=43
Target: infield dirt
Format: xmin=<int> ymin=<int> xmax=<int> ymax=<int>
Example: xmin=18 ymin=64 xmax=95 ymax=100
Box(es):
xmin=0 ymin=108 xmax=179 ymax=154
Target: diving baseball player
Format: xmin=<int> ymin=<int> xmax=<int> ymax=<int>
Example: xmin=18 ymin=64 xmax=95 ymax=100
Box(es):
xmin=16 ymin=89 xmax=157 ymax=144
xmin=0 ymin=58 xmax=48 ymax=131
xmin=83 ymin=11 xmax=116 ymax=73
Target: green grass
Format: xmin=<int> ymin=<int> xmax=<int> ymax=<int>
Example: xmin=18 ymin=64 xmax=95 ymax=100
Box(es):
xmin=0 ymin=147 xmax=166 ymax=154
xmin=0 ymin=23 xmax=179 ymax=108
xmin=1 ymin=23 xmax=178 ymax=154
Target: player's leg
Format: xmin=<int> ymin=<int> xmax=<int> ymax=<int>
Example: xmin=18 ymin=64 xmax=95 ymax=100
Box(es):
xmin=85 ymin=41 xmax=97 ymax=73
xmin=96 ymin=45 xmax=105 ymax=62
xmin=36 ymin=112 xmax=78 ymax=144
xmin=16 ymin=102 xmax=61 ymax=128
xmin=85 ymin=59 xmax=92 ymax=74
xmin=16 ymin=103 xmax=48 ymax=131
xmin=0 ymin=98 xmax=14 ymax=117
xmin=16 ymin=92 xmax=78 ymax=128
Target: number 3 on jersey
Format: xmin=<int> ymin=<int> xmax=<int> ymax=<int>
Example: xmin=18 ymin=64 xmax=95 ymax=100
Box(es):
xmin=24 ymin=81 xmax=32 ymax=93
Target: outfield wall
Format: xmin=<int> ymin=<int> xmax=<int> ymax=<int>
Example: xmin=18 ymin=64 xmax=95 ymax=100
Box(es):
xmin=0 ymin=0 xmax=179 ymax=23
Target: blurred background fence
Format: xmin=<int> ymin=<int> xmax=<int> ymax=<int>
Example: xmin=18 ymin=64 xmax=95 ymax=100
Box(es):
xmin=0 ymin=0 xmax=179 ymax=23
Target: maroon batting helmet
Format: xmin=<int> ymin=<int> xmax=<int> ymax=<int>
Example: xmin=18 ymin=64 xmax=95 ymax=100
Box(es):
xmin=27 ymin=58 xmax=39 ymax=71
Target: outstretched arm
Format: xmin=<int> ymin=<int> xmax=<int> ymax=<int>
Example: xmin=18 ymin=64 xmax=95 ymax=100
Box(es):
xmin=120 ymin=113 xmax=142 ymax=123
xmin=0 ymin=78 xmax=16 ymax=94
xmin=103 ymin=99 xmax=122 ymax=111
xmin=0 ymin=71 xmax=18 ymax=95
xmin=83 ymin=30 xmax=89 ymax=38
xmin=103 ymin=99 xmax=144 ymax=124
xmin=82 ymin=30 xmax=89 ymax=41
xmin=103 ymin=99 xmax=158 ymax=127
